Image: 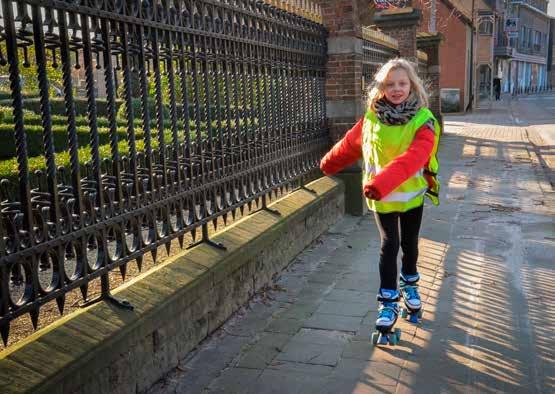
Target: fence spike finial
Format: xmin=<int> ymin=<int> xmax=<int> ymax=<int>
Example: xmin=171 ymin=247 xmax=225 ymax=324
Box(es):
xmin=1 ymin=322 xmax=9 ymax=346
xmin=56 ymin=295 xmax=66 ymax=315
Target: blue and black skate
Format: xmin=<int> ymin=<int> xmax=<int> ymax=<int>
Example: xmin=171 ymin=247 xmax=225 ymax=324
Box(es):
xmin=370 ymin=289 xmax=401 ymax=346
xmin=399 ymin=273 xmax=423 ymax=323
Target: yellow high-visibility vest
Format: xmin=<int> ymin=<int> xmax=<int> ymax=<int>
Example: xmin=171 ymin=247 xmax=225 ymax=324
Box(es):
xmin=362 ymin=107 xmax=440 ymax=213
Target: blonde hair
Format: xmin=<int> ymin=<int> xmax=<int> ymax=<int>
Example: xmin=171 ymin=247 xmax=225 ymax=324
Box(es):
xmin=366 ymin=58 xmax=429 ymax=111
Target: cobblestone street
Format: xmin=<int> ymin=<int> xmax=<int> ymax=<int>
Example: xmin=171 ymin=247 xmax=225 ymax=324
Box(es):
xmin=149 ymin=97 xmax=555 ymax=394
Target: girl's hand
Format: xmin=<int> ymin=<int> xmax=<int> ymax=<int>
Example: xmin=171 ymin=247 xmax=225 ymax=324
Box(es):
xmin=363 ymin=183 xmax=381 ymax=200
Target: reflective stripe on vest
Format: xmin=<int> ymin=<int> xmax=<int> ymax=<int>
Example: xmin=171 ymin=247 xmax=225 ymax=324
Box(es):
xmin=380 ymin=187 xmax=428 ymax=202
xmin=365 ymin=165 xmax=424 ymax=180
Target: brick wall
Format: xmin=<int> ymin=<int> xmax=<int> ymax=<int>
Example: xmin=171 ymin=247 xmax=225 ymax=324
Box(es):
xmin=318 ymin=0 xmax=361 ymax=36
xmin=419 ymin=0 xmax=471 ymax=111
xmin=325 ymin=54 xmax=362 ymax=102
xmin=391 ymin=25 xmax=419 ymax=61
xmin=325 ymin=53 xmax=363 ymax=142
xmin=320 ymin=0 xmax=364 ymax=143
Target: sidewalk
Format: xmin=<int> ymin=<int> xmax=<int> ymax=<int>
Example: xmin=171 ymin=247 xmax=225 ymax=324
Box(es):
xmin=148 ymin=104 xmax=554 ymax=394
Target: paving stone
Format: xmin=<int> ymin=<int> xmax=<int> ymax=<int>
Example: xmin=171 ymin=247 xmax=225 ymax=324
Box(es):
xmin=334 ymin=277 xmax=374 ymax=291
xmin=291 ymin=328 xmax=354 ymax=346
xmin=309 ymin=377 xmax=397 ymax=394
xmin=206 ymin=367 xmax=262 ymax=394
xmin=341 ymin=340 xmax=411 ymax=364
xmin=315 ymin=300 xmax=369 ymax=317
xmin=273 ymin=302 xmax=319 ymax=320
xmin=303 ymin=313 xmax=362 ymax=332
xmin=328 ymin=216 xmax=362 ymax=234
xmin=165 ymin=335 xmax=252 ymax=393
xmin=333 ymin=358 xmax=402 ymax=386
xmin=233 ymin=332 xmax=293 ymax=369
xmin=267 ymin=360 xmax=333 ymax=376
xmin=306 ymin=271 xmax=338 ymax=285
xmin=264 ymin=318 xmax=304 ymax=335
xmin=251 ymin=368 xmax=326 ymax=394
xmin=395 ymin=380 xmax=467 ymax=394
xmin=234 ymin=344 xmax=281 ymax=369
xmin=325 ymin=289 xmax=374 ymax=303
xmin=275 ymin=340 xmax=343 ymax=366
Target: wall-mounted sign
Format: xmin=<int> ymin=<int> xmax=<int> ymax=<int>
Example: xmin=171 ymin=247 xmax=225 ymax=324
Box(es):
xmin=504 ymin=17 xmax=519 ymax=32
xmin=374 ymin=0 xmax=410 ymax=10
xmin=507 ymin=31 xmax=519 ymax=39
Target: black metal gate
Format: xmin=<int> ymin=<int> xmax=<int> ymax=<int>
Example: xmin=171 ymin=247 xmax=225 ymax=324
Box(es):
xmin=0 ymin=0 xmax=327 ymax=345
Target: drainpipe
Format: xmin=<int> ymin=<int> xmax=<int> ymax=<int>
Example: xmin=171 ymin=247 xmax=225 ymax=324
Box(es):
xmin=469 ymin=0 xmax=476 ymax=110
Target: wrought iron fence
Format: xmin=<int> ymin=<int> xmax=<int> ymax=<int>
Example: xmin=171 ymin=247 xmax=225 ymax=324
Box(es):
xmin=0 ymin=0 xmax=327 ymax=345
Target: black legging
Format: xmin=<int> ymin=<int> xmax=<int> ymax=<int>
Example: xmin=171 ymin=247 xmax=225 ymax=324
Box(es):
xmin=373 ymin=204 xmax=424 ymax=290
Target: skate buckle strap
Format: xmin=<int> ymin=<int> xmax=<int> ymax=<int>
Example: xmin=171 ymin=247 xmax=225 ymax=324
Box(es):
xmin=401 ymin=272 xmax=420 ymax=284
xmin=403 ymin=285 xmax=419 ymax=301
xmin=379 ymin=302 xmax=398 ymax=320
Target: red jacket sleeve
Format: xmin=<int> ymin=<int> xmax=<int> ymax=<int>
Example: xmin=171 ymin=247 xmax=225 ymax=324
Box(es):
xmin=320 ymin=117 xmax=363 ymax=175
xmin=364 ymin=125 xmax=435 ymax=200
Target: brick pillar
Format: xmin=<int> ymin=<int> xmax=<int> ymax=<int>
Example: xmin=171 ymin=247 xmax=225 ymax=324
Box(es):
xmin=320 ymin=0 xmax=365 ymax=143
xmin=320 ymin=0 xmax=367 ymax=216
xmin=373 ymin=7 xmax=422 ymax=63
xmin=418 ymin=33 xmax=444 ymax=128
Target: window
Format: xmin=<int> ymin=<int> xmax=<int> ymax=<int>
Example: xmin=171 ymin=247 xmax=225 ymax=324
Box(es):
xmin=528 ymin=29 xmax=532 ymax=48
xmin=520 ymin=27 xmax=526 ymax=48
xmin=479 ymin=20 xmax=493 ymax=35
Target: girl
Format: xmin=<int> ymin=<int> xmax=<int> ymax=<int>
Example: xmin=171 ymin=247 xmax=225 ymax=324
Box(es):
xmin=320 ymin=58 xmax=440 ymax=337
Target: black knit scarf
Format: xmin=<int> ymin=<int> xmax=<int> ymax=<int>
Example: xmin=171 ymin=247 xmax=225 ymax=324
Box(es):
xmin=375 ymin=96 xmax=419 ymax=126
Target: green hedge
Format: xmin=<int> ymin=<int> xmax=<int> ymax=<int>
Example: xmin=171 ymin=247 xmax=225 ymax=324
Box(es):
xmin=0 ymin=118 xmax=244 ymax=159
xmin=0 ymin=132 xmax=173 ymax=182
xmin=0 ymin=124 xmax=132 ymax=159
xmin=0 ymin=120 xmax=207 ymax=159
xmin=0 ymin=91 xmax=40 ymax=101
xmin=0 ymin=118 xmax=253 ymax=181
xmin=0 ymin=97 xmax=128 ymax=117
xmin=0 ymin=99 xmax=249 ymax=124
xmin=0 ymin=109 xmax=178 ymax=130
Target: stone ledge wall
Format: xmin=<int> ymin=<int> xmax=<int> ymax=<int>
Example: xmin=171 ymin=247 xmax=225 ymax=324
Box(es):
xmin=0 ymin=177 xmax=344 ymax=394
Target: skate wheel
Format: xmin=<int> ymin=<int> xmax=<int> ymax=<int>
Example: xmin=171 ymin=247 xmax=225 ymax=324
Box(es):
xmin=371 ymin=332 xmax=380 ymax=345
xmin=409 ymin=314 xmax=419 ymax=323
xmin=395 ymin=328 xmax=401 ymax=341
xmin=378 ymin=334 xmax=388 ymax=345
xmin=400 ymin=308 xmax=408 ymax=318
xmin=389 ymin=333 xmax=398 ymax=345
xmin=417 ymin=309 xmax=423 ymax=318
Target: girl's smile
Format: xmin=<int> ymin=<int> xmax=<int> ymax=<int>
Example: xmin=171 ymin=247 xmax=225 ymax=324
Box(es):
xmin=384 ymin=68 xmax=411 ymax=105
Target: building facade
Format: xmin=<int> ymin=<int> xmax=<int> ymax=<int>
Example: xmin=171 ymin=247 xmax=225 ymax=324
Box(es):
xmin=548 ymin=16 xmax=555 ymax=86
xmin=417 ymin=0 xmax=473 ymax=112
xmin=495 ymin=0 xmax=551 ymax=93
xmin=475 ymin=0 xmax=499 ymax=102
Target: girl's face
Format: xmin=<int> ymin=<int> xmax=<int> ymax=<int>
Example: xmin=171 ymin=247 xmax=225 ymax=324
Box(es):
xmin=383 ymin=68 xmax=411 ymax=105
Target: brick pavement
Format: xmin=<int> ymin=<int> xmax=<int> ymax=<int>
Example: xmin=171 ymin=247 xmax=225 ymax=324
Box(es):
xmin=148 ymin=101 xmax=554 ymax=394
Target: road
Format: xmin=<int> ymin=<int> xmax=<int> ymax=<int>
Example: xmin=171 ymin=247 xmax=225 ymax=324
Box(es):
xmin=508 ymin=94 xmax=555 ymax=146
